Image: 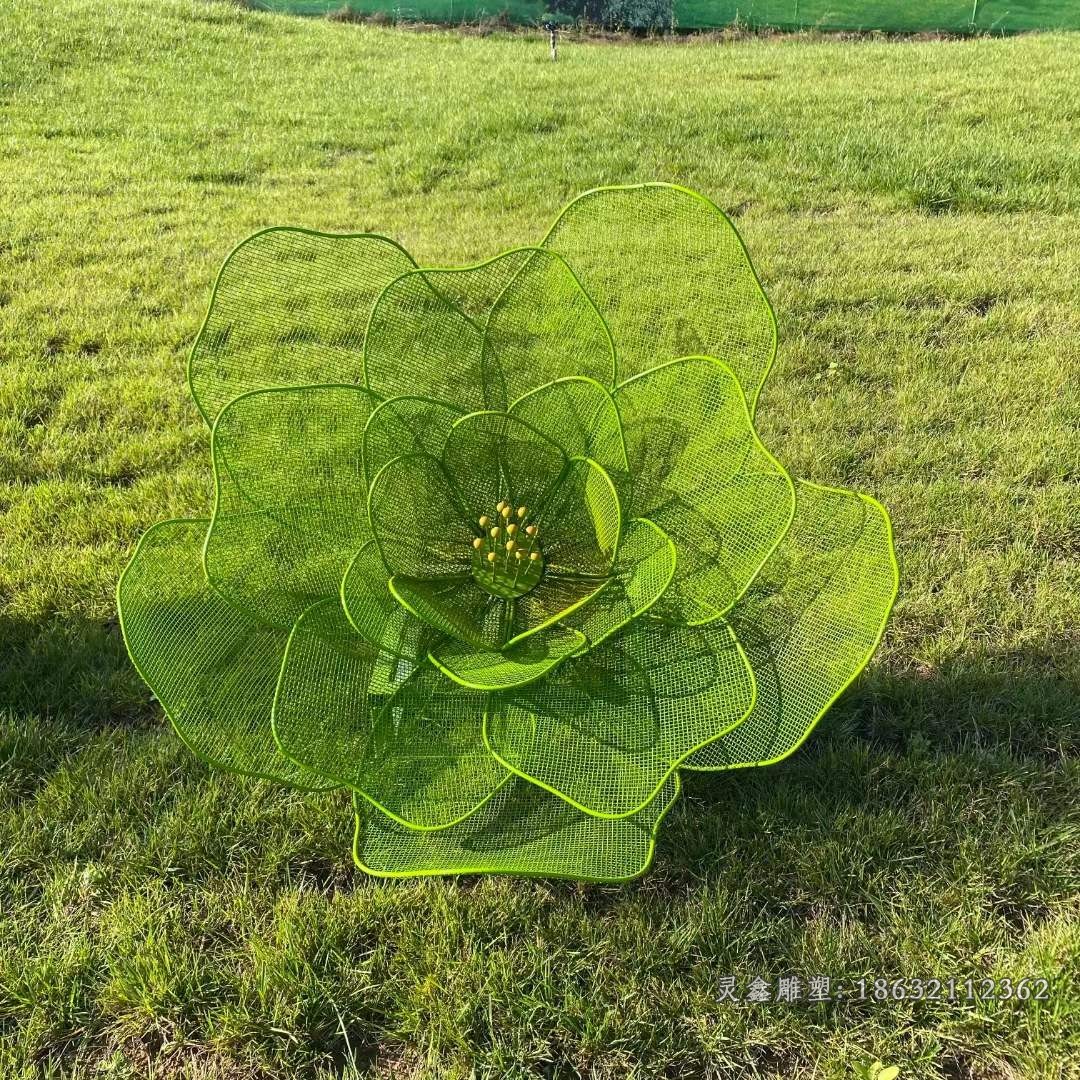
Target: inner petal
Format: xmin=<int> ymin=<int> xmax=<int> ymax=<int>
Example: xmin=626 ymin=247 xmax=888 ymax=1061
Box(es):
xmin=534 ymin=457 xmax=621 ymax=578
xmin=442 ymin=411 xmax=568 ymax=523
xmin=368 ymin=452 xmax=474 ymax=579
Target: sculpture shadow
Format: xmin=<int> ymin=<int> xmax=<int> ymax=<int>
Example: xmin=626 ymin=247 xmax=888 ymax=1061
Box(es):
xmin=2 ymin=605 xmax=1076 ymax=910
xmin=0 ymin=610 xmax=146 ymax=726
xmin=648 ymin=640 xmax=1080 ymax=895
xmin=536 ymin=641 xmax=1078 ymax=917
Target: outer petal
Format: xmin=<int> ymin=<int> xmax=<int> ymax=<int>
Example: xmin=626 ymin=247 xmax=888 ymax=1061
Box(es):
xmin=273 ymin=601 xmax=509 ymax=829
xmin=542 ymin=183 xmax=776 ymax=406
xmin=509 ymin=376 xmax=628 ymax=475
xmin=368 ymin=452 xmax=474 ymax=579
xmin=353 ymin=774 xmax=679 ymax=882
xmin=116 ymin=518 xmax=331 ymax=789
xmin=204 ymin=385 xmax=377 ymax=630
xmin=484 ymin=620 xmax=754 ymax=819
xmin=189 ymin=228 xmax=414 ymax=425
xmin=483 ymin=248 xmax=616 ymax=397
xmin=685 ymin=480 xmax=899 ymax=770
xmin=364 ymin=261 xmax=501 ymax=412
xmin=363 ymin=248 xmax=615 ymax=411
xmin=341 ymin=541 xmax=435 ymax=661
xmin=615 ymin=356 xmax=794 ymax=623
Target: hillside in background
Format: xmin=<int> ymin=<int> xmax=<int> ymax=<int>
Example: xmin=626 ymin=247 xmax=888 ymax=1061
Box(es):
xmin=256 ymin=0 xmax=1080 ymax=32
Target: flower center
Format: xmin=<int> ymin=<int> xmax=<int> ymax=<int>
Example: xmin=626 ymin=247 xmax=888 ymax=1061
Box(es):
xmin=471 ymin=500 xmax=544 ymax=599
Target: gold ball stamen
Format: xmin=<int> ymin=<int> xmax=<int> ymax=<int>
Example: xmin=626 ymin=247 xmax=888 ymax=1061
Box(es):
xmin=472 ymin=502 xmax=542 ymax=594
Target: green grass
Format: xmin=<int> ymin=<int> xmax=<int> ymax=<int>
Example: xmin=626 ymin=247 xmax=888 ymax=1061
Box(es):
xmin=2 ymin=2 xmax=1079 ymax=1075
xmin=255 ymin=0 xmax=1080 ymax=34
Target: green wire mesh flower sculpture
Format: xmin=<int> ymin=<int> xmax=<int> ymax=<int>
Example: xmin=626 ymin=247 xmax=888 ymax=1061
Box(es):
xmin=118 ymin=184 xmax=898 ymax=882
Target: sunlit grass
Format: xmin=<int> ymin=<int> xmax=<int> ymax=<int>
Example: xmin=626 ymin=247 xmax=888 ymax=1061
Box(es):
xmin=1 ymin=2 xmax=1078 ymax=1076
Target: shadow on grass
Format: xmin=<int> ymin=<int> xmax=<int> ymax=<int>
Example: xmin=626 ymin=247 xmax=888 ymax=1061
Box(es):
xmin=5 ymin=604 xmax=1075 ymax=756
xmin=0 ymin=612 xmax=155 ymax=806
xmin=0 ymin=612 xmax=147 ymax=725
xmin=3 ymin=605 xmax=1076 ymax=747
xmin=855 ymin=643 xmax=1080 ymax=761
xmin=0 ymin=613 xmax=1076 ymax=896
xmin=640 ymin=646 xmax=1080 ymax=915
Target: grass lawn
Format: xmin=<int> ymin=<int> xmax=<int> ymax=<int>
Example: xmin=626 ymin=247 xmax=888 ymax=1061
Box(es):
xmin=255 ymin=0 xmax=1080 ymax=34
xmin=2 ymin=2 xmax=1079 ymax=1076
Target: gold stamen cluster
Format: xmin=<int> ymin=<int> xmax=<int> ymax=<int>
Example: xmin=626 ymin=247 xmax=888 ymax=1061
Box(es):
xmin=471 ymin=500 xmax=542 ymax=594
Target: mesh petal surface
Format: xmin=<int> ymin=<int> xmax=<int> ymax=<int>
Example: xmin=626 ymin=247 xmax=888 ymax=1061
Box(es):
xmin=615 ymin=356 xmax=794 ymax=623
xmin=509 ymin=377 xmax=628 ymax=474
xmin=486 ymin=620 xmax=754 ymax=818
xmin=390 ymin=574 xmax=504 ymax=651
xmin=204 ymin=385 xmax=376 ymax=629
xmin=685 ymin=481 xmax=899 ymax=770
xmin=364 ymin=248 xmax=616 ymax=414
xmin=430 ymin=624 xmax=588 ymax=692
xmin=507 ymin=575 xmax=610 ymax=647
xmin=482 ymin=249 xmax=616 ymax=397
xmin=442 ymin=410 xmax=568 ymax=523
xmin=537 ymin=457 xmax=622 ymax=578
xmin=190 ymin=228 xmax=414 ymax=425
xmin=354 ymin=774 xmax=679 ymax=881
xmin=274 ymin=601 xmax=509 ymax=828
xmin=566 ymin=518 xmax=676 ymax=648
xmin=365 ymin=262 xmax=501 ymax=411
xmin=542 ymin=183 xmax=776 ymax=402
xmin=117 ymin=518 xmax=332 ymax=789
xmin=340 ymin=542 xmax=435 ymax=661
xmin=363 ymin=395 xmax=465 ymax=490
xmin=369 ymin=453 xmax=474 ymax=578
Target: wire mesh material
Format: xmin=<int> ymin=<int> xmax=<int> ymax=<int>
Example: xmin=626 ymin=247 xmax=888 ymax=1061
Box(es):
xmin=509 ymin=377 xmax=628 ymax=475
xmin=544 ymin=187 xmax=777 ymax=403
xmin=685 ymin=480 xmax=898 ymax=770
xmin=486 ymin=620 xmax=754 ymax=818
xmin=614 ymin=355 xmax=794 ymax=624
xmin=340 ymin=541 xmax=437 ymax=662
xmin=118 ymin=518 xmax=332 ymax=789
xmin=275 ymin=600 xmax=511 ymax=828
xmin=364 ymin=248 xmax=614 ymax=413
xmin=189 ymin=229 xmax=415 ymax=425
xmin=205 ymin=385 xmax=377 ymax=629
xmin=117 ymin=183 xmax=899 ymax=882
xmin=354 ymin=774 xmax=680 ymax=882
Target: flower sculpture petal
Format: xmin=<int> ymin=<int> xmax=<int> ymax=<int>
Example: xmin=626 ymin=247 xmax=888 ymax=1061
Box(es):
xmin=119 ymin=185 xmax=899 ymax=882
